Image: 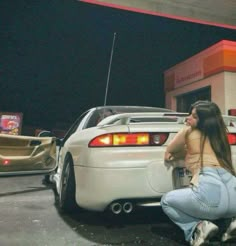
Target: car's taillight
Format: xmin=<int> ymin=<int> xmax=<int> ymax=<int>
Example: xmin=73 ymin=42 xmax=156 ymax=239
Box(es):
xmin=89 ymin=133 xmax=169 ymax=147
xmin=228 ymin=133 xmax=236 ymax=145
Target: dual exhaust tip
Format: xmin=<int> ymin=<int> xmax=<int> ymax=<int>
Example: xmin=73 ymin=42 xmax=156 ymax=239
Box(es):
xmin=110 ymin=202 xmax=133 ymax=214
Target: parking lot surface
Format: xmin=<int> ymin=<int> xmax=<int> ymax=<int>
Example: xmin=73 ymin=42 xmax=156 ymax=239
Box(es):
xmin=0 ymin=175 xmax=235 ymax=246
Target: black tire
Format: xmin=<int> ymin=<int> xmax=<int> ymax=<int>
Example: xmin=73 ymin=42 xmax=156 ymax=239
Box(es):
xmin=59 ymin=156 xmax=77 ymax=212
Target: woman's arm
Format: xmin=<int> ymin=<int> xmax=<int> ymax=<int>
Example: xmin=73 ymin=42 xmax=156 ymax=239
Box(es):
xmin=165 ymin=126 xmax=189 ymax=161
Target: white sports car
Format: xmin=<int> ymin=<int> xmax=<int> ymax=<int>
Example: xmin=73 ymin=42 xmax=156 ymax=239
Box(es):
xmin=1 ymin=106 xmax=236 ymax=215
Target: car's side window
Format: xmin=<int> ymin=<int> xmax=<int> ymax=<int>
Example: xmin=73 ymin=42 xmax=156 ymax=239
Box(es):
xmin=62 ymin=110 xmax=89 ymax=144
xmin=84 ymin=110 xmax=100 ymax=128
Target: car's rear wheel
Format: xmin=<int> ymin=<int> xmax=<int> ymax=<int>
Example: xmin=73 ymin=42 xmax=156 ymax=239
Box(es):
xmin=59 ymin=156 xmax=77 ymax=212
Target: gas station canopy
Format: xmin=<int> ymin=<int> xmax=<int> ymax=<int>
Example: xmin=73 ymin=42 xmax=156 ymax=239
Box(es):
xmin=80 ymin=0 xmax=236 ymax=29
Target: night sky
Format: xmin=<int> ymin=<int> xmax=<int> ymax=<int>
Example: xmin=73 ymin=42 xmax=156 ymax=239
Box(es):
xmin=1 ymin=0 xmax=236 ymax=130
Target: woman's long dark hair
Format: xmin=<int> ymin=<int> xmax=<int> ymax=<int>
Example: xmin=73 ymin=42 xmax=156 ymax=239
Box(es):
xmin=189 ymin=100 xmax=236 ymax=176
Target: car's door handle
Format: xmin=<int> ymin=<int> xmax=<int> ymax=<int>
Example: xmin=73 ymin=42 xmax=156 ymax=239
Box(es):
xmin=30 ymin=140 xmax=42 ymax=146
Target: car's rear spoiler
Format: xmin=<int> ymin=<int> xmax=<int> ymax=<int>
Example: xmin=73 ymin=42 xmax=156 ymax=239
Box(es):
xmin=97 ymin=112 xmax=236 ymax=127
xmin=97 ymin=112 xmax=189 ymax=126
xmin=223 ymin=115 xmax=236 ymax=127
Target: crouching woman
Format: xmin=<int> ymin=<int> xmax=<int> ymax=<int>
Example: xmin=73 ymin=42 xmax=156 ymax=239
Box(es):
xmin=161 ymin=101 xmax=236 ymax=246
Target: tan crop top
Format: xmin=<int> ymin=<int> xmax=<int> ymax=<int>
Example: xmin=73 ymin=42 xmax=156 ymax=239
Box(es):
xmin=166 ymin=125 xmax=221 ymax=186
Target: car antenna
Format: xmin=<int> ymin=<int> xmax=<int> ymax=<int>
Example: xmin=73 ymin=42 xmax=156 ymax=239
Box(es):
xmin=103 ymin=32 xmax=117 ymax=109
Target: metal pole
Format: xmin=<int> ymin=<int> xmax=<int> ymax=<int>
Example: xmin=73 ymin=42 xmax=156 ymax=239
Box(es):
xmin=104 ymin=32 xmax=117 ymax=107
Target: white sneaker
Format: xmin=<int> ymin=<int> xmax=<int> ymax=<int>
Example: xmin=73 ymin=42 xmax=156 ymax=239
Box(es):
xmin=221 ymin=218 xmax=236 ymax=242
xmin=190 ymin=220 xmax=219 ymax=246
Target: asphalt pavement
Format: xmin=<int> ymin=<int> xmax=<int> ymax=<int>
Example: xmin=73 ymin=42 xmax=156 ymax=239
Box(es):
xmin=0 ymin=175 xmax=235 ymax=246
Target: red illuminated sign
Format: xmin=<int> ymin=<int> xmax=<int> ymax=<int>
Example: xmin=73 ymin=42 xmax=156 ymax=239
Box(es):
xmin=0 ymin=112 xmax=23 ymax=135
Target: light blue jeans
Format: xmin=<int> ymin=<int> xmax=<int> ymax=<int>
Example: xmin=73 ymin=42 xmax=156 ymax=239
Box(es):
xmin=161 ymin=167 xmax=236 ymax=242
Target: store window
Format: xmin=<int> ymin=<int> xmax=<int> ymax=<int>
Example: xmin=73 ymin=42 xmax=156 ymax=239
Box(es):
xmin=177 ymin=86 xmax=211 ymax=112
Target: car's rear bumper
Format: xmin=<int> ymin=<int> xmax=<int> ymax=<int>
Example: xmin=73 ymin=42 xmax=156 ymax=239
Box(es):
xmin=74 ymin=156 xmax=174 ymax=211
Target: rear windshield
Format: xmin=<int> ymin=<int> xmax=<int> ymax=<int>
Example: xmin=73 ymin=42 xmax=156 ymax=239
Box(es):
xmin=85 ymin=106 xmax=173 ymax=128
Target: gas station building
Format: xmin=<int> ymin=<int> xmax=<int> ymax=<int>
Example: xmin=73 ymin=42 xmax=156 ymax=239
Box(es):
xmin=164 ymin=40 xmax=236 ymax=114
